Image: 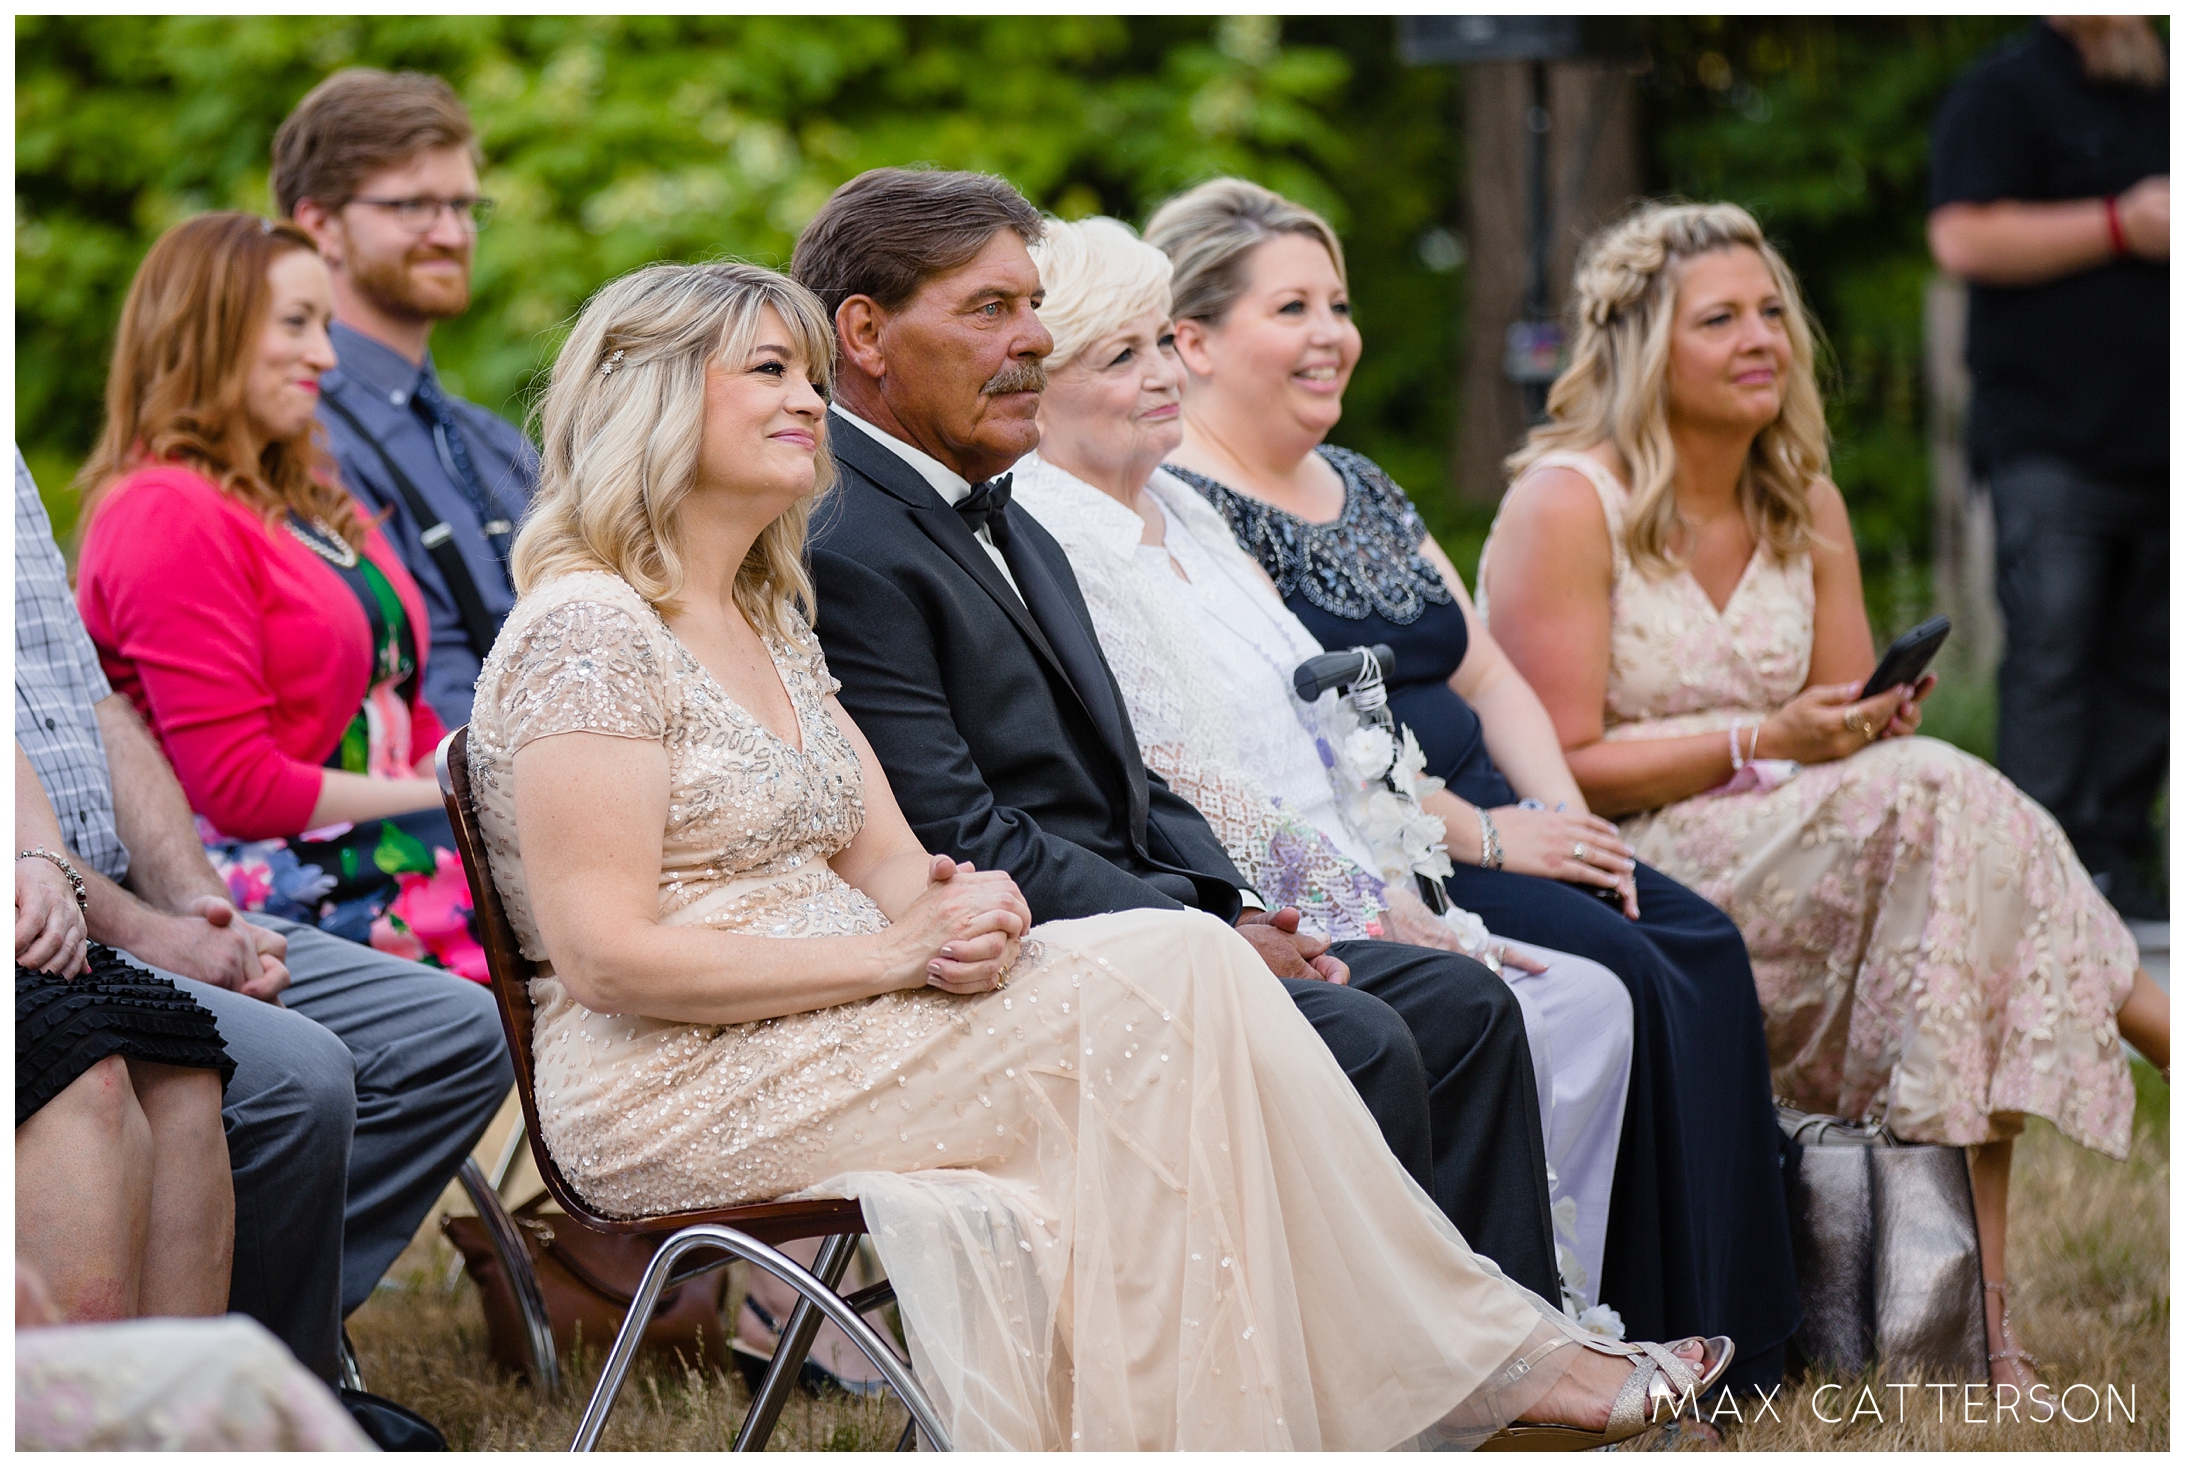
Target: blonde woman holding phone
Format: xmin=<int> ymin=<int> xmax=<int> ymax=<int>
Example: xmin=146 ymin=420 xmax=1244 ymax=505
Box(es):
xmin=1480 ymin=200 xmax=2168 ymax=1390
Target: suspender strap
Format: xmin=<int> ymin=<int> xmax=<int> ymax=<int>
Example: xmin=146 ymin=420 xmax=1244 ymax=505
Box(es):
xmin=321 ymin=392 xmax=503 ymax=661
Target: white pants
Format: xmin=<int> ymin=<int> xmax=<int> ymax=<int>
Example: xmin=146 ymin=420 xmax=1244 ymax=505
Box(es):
xmin=1497 ymin=940 xmax=1633 ymax=1314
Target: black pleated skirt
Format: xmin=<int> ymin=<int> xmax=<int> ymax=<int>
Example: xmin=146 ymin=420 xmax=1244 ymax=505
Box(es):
xmin=17 ymin=945 xmax=234 ymax=1127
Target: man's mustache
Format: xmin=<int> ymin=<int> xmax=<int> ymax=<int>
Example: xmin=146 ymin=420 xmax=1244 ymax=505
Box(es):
xmin=980 ymin=358 xmax=1047 ymax=397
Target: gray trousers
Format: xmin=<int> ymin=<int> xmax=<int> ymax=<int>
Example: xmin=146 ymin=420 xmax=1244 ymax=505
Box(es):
xmin=1990 ymin=455 xmax=2169 ymax=881
xmin=161 ymin=919 xmax=511 ymax=1381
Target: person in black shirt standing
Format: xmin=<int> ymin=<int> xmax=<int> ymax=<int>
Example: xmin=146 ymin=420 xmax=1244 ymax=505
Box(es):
xmin=1929 ymin=17 xmax=2169 ymax=920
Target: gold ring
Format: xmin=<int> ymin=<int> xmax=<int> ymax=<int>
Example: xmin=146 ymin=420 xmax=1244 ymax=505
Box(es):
xmin=1842 ymin=707 xmax=1859 ymax=733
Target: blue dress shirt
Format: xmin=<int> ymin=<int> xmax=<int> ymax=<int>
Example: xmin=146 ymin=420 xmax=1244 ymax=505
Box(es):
xmin=317 ymin=322 xmax=537 ymax=728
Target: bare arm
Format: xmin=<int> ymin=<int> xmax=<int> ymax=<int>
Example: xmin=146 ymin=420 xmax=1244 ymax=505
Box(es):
xmin=307 ymin=768 xmax=444 ymax=827
xmin=94 ymin=693 xmax=228 ymax=912
xmin=514 ymin=714 xmax=1031 ymax=1025
xmin=1800 ymin=481 xmax=1879 ymax=690
xmin=1422 ymin=532 xmax=1587 ymax=812
xmin=1397 ymin=527 xmax=1635 ymax=911
xmin=87 ymin=694 xmax=289 ymax=1000
xmin=1489 ymin=470 xmax=1915 ymax=816
xmin=1928 ymin=176 xmax=2168 ymax=285
xmin=822 ymin=695 xmax=982 ymax=920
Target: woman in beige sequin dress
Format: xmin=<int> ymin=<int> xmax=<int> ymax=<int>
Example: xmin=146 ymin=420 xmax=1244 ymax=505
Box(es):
xmin=464 ymin=261 xmax=1730 ymax=1448
xmin=1480 ymin=202 xmax=2168 ymax=1388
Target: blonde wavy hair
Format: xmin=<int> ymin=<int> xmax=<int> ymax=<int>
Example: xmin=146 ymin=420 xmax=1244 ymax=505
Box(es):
xmin=1028 ymin=215 xmax=1176 ymax=371
xmin=1507 ymin=201 xmax=1830 ymax=579
xmin=513 ymin=261 xmax=837 ymax=637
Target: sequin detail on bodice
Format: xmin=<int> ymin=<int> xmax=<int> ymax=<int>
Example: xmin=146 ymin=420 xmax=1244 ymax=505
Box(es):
xmin=1169 ymin=446 xmax=1455 ymax=625
xmin=466 ymin=570 xmax=880 ymax=956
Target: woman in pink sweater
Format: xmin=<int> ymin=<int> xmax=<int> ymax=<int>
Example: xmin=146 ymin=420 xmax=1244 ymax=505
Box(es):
xmin=75 ymin=212 xmax=482 ymax=978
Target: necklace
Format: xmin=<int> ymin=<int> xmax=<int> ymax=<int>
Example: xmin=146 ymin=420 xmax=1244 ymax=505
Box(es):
xmin=286 ymin=514 xmax=360 ymax=569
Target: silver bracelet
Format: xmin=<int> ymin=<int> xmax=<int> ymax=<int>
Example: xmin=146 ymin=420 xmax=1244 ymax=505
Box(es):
xmin=19 ymin=847 xmax=88 ymax=916
xmin=1475 ymin=807 xmax=1504 ymax=871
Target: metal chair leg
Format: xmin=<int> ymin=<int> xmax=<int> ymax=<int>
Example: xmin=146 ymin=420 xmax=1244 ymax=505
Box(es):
xmin=733 ymin=1233 xmax=856 ymax=1451
xmin=454 ymin=1156 xmax=559 ymax=1397
xmin=569 ymin=1226 xmax=951 ymax=1453
xmin=446 ymin=1121 xmax=536 ymax=1296
xmin=487 ymin=1118 xmax=528 ymax=1191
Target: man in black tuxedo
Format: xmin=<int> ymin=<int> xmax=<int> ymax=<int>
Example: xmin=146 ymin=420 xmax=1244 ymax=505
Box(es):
xmin=795 ymin=167 xmax=1557 ymax=1299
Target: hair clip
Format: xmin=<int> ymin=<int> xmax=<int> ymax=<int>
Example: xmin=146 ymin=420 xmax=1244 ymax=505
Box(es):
xmin=599 ymin=348 xmax=627 ymax=378
xmin=260 ymin=217 xmax=276 ymax=235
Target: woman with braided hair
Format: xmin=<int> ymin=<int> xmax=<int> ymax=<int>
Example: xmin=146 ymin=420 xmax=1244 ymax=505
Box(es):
xmin=1479 ymin=200 xmax=2168 ymax=1389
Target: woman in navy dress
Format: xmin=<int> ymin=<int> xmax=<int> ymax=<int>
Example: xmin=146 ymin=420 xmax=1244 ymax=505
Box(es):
xmin=1147 ymin=178 xmax=1800 ymax=1393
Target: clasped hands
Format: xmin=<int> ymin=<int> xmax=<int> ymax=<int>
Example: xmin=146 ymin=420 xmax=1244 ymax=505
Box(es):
xmin=16 ymin=855 xmax=289 ymax=1002
xmin=167 ymin=896 xmax=291 ymax=1003
xmin=895 ymin=854 xmax=1355 ymax=993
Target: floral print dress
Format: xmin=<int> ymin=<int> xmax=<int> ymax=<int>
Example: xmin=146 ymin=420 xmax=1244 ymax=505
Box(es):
xmin=1484 ymin=452 xmax=2138 ymax=1156
xmin=200 ymin=515 xmax=485 ymax=979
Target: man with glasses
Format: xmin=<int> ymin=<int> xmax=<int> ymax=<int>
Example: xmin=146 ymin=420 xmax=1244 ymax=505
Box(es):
xmin=277 ymin=68 xmax=536 ymax=726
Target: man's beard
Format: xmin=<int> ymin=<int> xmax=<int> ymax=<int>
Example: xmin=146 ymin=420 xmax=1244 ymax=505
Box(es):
xmin=2055 ymin=16 xmax=2168 ymax=88
xmin=980 ymin=358 xmax=1047 ymax=397
xmin=347 ymin=233 xmax=473 ymax=322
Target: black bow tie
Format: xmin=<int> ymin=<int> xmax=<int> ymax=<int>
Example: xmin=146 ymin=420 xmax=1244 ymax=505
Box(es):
xmin=955 ymin=473 xmax=1014 ymax=548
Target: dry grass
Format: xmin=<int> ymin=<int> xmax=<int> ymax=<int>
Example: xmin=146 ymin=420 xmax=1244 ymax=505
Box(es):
xmin=346 ymin=1253 xmax=908 ymax=1451
xmin=348 ymin=1064 xmax=2168 ymax=1451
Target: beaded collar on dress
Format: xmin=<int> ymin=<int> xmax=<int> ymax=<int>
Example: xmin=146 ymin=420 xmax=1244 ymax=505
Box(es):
xmin=1165 ymin=445 xmax=1454 ymax=625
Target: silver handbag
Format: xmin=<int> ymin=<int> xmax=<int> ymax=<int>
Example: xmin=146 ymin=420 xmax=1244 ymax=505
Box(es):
xmin=1777 ymin=1104 xmax=1988 ymax=1381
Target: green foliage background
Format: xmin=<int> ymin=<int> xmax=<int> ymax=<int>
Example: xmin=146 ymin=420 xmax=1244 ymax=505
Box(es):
xmin=18 ymin=12 xmax=2031 ymax=604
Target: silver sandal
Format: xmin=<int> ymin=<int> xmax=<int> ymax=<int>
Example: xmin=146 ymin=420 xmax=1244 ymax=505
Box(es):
xmin=1985 ymin=1280 xmax=2042 ymax=1381
xmin=1479 ymin=1332 xmax=1735 ymax=1450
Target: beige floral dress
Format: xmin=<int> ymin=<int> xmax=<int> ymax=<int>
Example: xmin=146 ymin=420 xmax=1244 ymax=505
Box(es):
xmin=1486 ymin=455 xmax=2137 ymax=1158
xmin=462 ymin=570 xmax=1581 ymax=1451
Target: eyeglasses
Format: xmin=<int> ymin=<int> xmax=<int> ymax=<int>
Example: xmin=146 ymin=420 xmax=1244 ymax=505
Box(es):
xmin=347 ymin=195 xmax=496 ymax=234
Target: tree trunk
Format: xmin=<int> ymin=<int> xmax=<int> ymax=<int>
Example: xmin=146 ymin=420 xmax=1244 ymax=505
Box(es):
xmin=1924 ymin=275 xmax=2001 ymax=678
xmin=1457 ymin=59 xmax=1641 ymax=508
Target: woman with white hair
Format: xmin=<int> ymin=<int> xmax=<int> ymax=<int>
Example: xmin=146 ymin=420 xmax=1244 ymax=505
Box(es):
xmin=1013 ymin=215 xmax=1635 ymax=1318
xmin=1480 ymin=200 xmax=2169 ymax=1387
xmin=461 ymin=257 xmax=1732 ymax=1449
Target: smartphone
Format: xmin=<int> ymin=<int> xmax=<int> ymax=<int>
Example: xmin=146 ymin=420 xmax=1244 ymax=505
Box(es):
xmin=1860 ymin=615 xmax=1950 ymax=701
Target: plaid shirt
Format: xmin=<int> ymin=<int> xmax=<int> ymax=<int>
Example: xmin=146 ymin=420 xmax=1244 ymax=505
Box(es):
xmin=15 ymin=450 xmax=130 ymax=882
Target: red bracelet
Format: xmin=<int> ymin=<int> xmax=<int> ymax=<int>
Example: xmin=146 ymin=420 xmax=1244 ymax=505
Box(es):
xmin=2103 ymin=195 xmax=2129 ymax=258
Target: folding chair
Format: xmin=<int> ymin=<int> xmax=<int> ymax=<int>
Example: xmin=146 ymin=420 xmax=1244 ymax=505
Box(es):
xmin=435 ymin=728 xmax=951 ymax=1451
